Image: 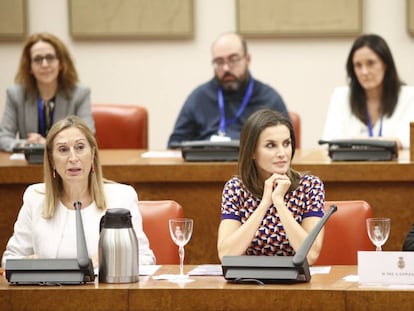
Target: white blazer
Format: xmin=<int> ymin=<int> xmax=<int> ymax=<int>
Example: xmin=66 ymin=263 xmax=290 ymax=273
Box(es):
xmin=322 ymin=86 xmax=414 ymax=149
xmin=2 ymin=183 xmax=155 ymax=267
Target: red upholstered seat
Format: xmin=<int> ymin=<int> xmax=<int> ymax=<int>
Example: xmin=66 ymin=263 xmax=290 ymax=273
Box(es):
xmin=314 ymin=200 xmax=373 ymax=265
xmin=138 ymin=200 xmax=184 ymax=264
xmin=92 ymin=104 xmax=148 ymax=149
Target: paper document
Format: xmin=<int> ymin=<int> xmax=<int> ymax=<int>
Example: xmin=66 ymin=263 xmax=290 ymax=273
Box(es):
xmin=140 ymin=265 xmax=161 ymax=275
xmin=343 ymin=274 xmax=359 ymax=282
xmin=310 ymin=266 xmax=331 ymax=275
xmin=188 ymin=264 xmax=223 ymax=276
xmin=141 ymin=150 xmax=182 ymax=158
xmin=10 ymin=153 xmax=25 ymax=160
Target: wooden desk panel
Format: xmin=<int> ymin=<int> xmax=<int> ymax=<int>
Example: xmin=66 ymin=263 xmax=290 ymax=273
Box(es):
xmin=0 ymin=266 xmax=352 ymax=311
xmin=3 ymin=287 xmax=129 ymax=311
xmin=346 ymin=289 xmax=414 ymax=311
xmin=1 ymin=150 xmax=413 ymax=265
xmin=130 ymin=265 xmax=350 ymax=311
xmin=1 ymin=266 xmax=413 ymax=311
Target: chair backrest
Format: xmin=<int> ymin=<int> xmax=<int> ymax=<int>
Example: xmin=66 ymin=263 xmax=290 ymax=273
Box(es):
xmin=92 ymin=103 xmax=148 ymax=149
xmin=288 ymin=111 xmax=301 ymax=148
xmin=138 ymin=200 xmax=184 ymax=264
xmin=314 ymin=200 xmax=373 ymax=265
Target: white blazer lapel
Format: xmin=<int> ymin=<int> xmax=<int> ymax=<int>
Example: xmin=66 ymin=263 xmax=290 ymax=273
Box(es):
xmin=35 ymin=203 xmax=69 ymax=258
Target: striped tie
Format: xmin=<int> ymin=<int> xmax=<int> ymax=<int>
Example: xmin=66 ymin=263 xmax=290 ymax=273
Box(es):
xmin=44 ymin=100 xmax=54 ymax=135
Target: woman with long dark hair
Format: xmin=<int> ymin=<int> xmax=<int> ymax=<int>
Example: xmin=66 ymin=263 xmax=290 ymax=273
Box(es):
xmin=217 ymin=109 xmax=325 ymax=265
xmin=322 ymin=34 xmax=414 ymax=149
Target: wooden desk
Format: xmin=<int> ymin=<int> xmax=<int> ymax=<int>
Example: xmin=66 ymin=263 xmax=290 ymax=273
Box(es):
xmin=1 ymin=150 xmax=414 ymax=264
xmin=1 ymin=265 xmax=413 ymax=311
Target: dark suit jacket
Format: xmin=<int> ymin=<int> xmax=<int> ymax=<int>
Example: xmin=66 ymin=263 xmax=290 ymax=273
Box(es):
xmin=403 ymin=224 xmax=414 ymax=251
xmin=0 ymin=84 xmax=95 ymax=151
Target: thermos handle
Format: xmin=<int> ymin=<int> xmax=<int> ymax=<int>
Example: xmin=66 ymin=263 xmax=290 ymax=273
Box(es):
xmin=99 ymin=215 xmax=105 ymax=233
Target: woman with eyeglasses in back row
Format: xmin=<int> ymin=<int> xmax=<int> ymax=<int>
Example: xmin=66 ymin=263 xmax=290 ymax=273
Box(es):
xmin=0 ymin=32 xmax=95 ymax=152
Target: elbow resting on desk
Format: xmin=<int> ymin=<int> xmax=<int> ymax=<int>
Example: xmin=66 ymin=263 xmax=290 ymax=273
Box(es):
xmin=300 ymin=231 xmax=324 ymax=266
xmin=306 ymin=244 xmax=322 ymax=266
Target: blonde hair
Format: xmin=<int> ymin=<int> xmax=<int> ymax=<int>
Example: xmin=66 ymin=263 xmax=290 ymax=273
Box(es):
xmin=42 ymin=115 xmax=106 ymax=218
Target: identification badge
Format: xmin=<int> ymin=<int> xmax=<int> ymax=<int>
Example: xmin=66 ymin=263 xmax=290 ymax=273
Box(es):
xmin=210 ymin=134 xmax=231 ymax=142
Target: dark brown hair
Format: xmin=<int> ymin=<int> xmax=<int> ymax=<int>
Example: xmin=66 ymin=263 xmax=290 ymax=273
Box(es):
xmin=239 ymin=109 xmax=301 ymax=198
xmin=346 ymin=34 xmax=402 ymax=123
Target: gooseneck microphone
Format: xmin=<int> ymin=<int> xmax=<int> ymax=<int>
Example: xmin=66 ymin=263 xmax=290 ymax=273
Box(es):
xmin=74 ymin=201 xmax=90 ymax=268
xmin=4 ymin=201 xmax=95 ymax=284
xmin=221 ymin=204 xmax=338 ymax=284
xmin=292 ymin=204 xmax=338 ymax=266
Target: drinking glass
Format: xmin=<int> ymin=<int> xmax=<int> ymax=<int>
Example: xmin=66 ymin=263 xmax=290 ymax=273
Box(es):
xmin=366 ymin=218 xmax=391 ymax=251
xmin=169 ymin=218 xmax=193 ymax=278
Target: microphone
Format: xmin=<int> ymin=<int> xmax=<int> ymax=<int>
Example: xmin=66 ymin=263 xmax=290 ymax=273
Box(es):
xmin=74 ymin=201 xmax=90 ymax=268
xmin=221 ymin=204 xmax=338 ymax=284
xmin=4 ymin=201 xmax=95 ymax=284
xmin=292 ymin=204 xmax=338 ymax=266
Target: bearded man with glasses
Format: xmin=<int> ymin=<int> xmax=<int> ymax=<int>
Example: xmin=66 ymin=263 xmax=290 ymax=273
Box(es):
xmin=168 ymin=32 xmax=288 ymax=148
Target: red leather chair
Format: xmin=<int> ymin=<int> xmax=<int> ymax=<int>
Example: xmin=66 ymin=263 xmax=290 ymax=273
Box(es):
xmin=288 ymin=111 xmax=301 ymax=149
xmin=92 ymin=104 xmax=148 ymax=149
xmin=138 ymin=200 xmax=184 ymax=264
xmin=314 ymin=200 xmax=373 ymax=265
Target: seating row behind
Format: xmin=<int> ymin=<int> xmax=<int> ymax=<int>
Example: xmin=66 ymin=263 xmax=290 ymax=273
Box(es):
xmin=140 ymin=200 xmax=372 ymax=265
xmin=91 ymin=103 xmax=301 ymax=149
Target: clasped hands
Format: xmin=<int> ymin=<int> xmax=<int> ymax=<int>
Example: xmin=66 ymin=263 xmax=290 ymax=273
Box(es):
xmin=263 ymin=173 xmax=291 ymax=208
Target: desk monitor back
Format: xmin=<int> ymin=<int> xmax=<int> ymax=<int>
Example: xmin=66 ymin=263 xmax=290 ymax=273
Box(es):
xmin=5 ymin=202 xmax=94 ymax=285
xmin=181 ymin=140 xmax=239 ymax=162
xmin=13 ymin=143 xmax=44 ymax=164
xmin=222 ymin=205 xmax=337 ymax=284
xmin=318 ymin=139 xmax=397 ymax=161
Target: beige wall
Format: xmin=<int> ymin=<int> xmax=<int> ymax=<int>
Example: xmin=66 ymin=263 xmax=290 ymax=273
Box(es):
xmin=0 ymin=0 xmax=413 ymax=150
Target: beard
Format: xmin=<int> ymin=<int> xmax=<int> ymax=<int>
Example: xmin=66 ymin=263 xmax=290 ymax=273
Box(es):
xmin=216 ymin=70 xmax=249 ymax=92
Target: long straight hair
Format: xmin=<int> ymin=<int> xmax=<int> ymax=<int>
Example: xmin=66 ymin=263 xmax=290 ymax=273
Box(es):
xmin=239 ymin=109 xmax=301 ymax=199
xmin=43 ymin=115 xmax=106 ymax=218
xmin=346 ymin=34 xmax=402 ymax=123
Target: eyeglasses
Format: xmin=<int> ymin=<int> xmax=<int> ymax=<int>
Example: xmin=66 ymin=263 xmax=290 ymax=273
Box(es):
xmin=31 ymin=54 xmax=58 ymax=66
xmin=212 ymin=55 xmax=244 ymax=70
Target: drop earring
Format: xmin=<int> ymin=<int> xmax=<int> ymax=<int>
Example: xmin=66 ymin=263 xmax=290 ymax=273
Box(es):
xmin=53 ymin=168 xmax=56 ymax=179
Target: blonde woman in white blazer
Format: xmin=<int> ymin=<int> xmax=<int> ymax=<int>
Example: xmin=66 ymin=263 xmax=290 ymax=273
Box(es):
xmin=2 ymin=116 xmax=155 ymax=268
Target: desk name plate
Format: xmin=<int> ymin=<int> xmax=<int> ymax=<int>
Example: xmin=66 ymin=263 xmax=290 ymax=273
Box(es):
xmin=358 ymin=251 xmax=414 ymax=285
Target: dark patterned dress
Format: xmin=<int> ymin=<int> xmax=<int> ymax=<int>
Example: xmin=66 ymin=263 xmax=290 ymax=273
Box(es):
xmin=221 ymin=175 xmax=325 ymax=256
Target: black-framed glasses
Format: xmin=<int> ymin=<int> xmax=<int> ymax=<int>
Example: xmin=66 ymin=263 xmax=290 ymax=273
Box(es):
xmin=31 ymin=54 xmax=58 ymax=66
xmin=212 ymin=55 xmax=245 ymax=70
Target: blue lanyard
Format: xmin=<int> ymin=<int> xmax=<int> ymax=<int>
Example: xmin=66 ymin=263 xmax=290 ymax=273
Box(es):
xmin=217 ymin=78 xmax=254 ymax=136
xmin=366 ymin=110 xmax=383 ymax=137
xmin=37 ymin=96 xmax=54 ymax=136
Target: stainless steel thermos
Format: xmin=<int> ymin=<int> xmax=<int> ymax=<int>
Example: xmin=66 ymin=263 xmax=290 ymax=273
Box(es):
xmin=98 ymin=208 xmax=139 ymax=283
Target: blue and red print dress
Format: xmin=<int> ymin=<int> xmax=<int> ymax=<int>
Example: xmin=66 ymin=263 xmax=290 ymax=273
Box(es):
xmin=221 ymin=175 xmax=325 ymax=256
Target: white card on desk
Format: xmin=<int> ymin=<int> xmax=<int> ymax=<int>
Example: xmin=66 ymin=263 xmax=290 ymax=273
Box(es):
xmin=210 ymin=134 xmax=231 ymax=142
xmin=358 ymin=251 xmax=414 ymax=285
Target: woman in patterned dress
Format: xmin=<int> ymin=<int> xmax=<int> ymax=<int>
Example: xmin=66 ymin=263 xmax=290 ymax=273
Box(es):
xmin=217 ymin=109 xmax=325 ymax=265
